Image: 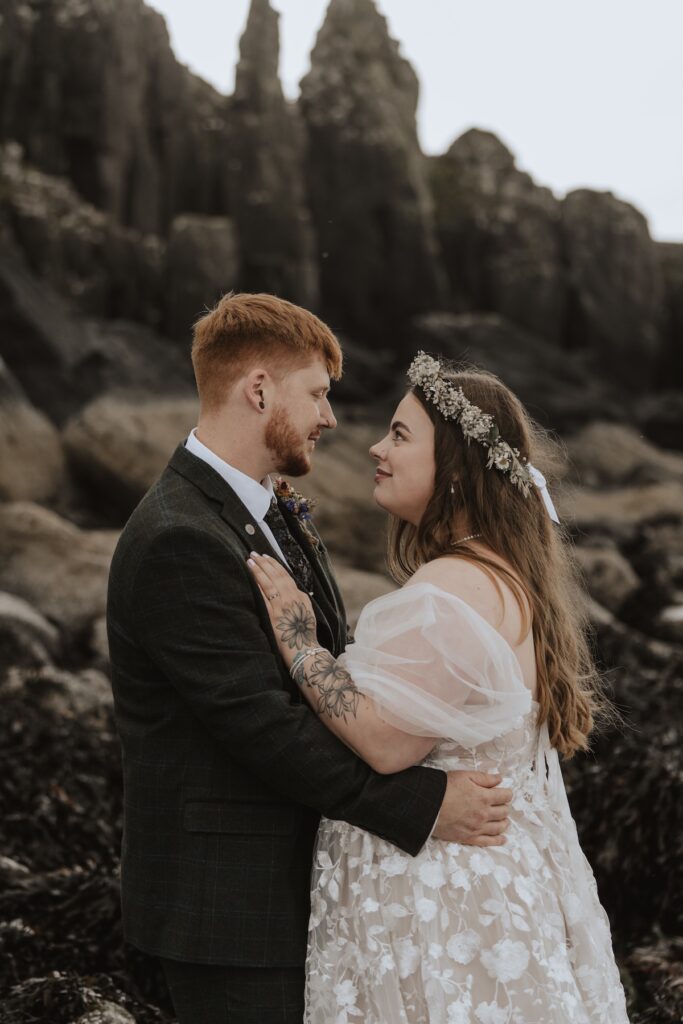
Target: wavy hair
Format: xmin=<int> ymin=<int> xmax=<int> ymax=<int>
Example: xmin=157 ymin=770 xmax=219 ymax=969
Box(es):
xmin=387 ymin=361 xmax=608 ymax=759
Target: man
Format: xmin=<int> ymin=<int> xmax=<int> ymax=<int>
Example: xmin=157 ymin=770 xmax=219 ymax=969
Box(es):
xmin=107 ymin=293 xmax=512 ymax=1024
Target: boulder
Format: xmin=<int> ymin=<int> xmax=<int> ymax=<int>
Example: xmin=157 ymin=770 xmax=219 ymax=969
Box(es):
xmin=430 ymin=129 xmax=565 ymax=343
xmin=565 ymin=421 xmax=683 ymax=488
xmin=164 ymin=214 xmax=239 ymax=342
xmin=411 ymin=312 xmax=619 ymax=433
xmin=562 ymin=482 xmax=683 ymax=541
xmin=225 ymin=0 xmax=318 ymax=307
xmin=299 ymin=0 xmax=444 ymax=342
xmin=574 ymin=544 xmax=640 ymax=615
xmin=0 ymin=502 xmax=118 ymax=633
xmin=0 ymin=591 xmax=60 ymax=669
xmin=561 ymin=189 xmax=664 ymax=389
xmin=0 ymin=356 xmax=65 ymax=501
xmin=63 ymin=393 xmax=198 ymax=517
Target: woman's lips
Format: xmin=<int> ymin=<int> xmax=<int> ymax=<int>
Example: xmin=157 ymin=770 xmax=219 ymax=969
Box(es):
xmin=374 ymin=470 xmax=392 ymax=483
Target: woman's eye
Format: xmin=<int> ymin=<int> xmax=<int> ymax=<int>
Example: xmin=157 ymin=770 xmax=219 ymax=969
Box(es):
xmin=393 ymin=430 xmax=405 ymax=441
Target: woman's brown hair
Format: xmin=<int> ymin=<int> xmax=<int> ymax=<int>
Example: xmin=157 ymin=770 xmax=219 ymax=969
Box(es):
xmin=387 ymin=360 xmax=607 ymax=759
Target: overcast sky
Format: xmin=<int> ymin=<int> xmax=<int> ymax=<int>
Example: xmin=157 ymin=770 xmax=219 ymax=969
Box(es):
xmin=148 ymin=0 xmax=682 ymax=242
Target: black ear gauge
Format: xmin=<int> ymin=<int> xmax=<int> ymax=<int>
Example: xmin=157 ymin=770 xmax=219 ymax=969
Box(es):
xmin=258 ymin=390 xmax=265 ymax=410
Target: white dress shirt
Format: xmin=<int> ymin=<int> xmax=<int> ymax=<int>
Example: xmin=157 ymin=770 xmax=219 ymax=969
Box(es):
xmin=185 ymin=428 xmax=290 ymax=566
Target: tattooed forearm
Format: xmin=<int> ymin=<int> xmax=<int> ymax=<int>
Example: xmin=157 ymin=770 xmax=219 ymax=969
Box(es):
xmin=275 ymin=602 xmax=317 ymax=650
xmin=302 ymin=651 xmax=360 ymax=721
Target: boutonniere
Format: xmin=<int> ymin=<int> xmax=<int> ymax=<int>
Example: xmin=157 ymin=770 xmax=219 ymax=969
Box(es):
xmin=273 ymin=478 xmax=320 ymax=547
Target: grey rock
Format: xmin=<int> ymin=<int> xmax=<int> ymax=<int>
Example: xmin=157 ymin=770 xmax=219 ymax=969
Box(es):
xmin=561 ymin=189 xmax=664 ymax=388
xmin=164 ymin=215 xmax=239 ymax=342
xmin=0 ymin=502 xmax=118 ymax=633
xmin=430 ymin=129 xmax=565 ymax=343
xmin=63 ymin=393 xmax=198 ymax=516
xmin=575 ymin=544 xmax=640 ymax=615
xmin=299 ymin=0 xmax=444 ymax=341
xmin=565 ymin=421 xmax=683 ymax=488
xmin=0 ymin=590 xmax=60 ymax=669
xmin=226 ymin=0 xmax=318 ymax=307
xmin=0 ymin=356 xmax=65 ymax=501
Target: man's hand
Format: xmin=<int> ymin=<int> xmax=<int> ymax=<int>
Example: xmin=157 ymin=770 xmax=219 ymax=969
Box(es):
xmin=432 ymin=771 xmax=512 ymax=847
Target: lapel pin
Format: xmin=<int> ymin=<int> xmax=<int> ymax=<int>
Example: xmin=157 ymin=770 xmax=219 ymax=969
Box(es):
xmin=245 ymin=524 xmax=256 ymax=536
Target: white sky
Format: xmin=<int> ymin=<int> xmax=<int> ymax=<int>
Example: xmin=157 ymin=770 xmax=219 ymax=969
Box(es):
xmin=148 ymin=0 xmax=683 ymax=242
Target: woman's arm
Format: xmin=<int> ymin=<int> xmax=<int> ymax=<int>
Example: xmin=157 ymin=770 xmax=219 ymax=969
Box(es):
xmin=247 ymin=552 xmax=437 ymax=774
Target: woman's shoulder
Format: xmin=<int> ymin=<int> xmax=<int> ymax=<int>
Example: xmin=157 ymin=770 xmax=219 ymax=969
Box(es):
xmin=406 ymin=553 xmax=529 ymax=643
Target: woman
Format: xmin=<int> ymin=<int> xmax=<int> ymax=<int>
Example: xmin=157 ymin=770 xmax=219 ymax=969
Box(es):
xmin=247 ymin=353 xmax=629 ymax=1024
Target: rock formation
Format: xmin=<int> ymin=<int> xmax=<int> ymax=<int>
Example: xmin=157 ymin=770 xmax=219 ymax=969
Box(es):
xmin=0 ymin=0 xmax=226 ymax=233
xmin=299 ymin=0 xmax=444 ymax=341
xmin=225 ymin=0 xmax=318 ymax=307
xmin=561 ymin=188 xmax=664 ymax=387
xmin=430 ymin=129 xmax=565 ymax=343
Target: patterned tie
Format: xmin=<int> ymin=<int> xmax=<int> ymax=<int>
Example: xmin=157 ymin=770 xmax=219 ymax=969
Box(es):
xmin=264 ymin=497 xmax=315 ymax=596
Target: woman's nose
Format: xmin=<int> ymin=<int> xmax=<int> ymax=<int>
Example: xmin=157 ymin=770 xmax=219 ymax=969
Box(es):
xmin=369 ymin=438 xmax=386 ymax=460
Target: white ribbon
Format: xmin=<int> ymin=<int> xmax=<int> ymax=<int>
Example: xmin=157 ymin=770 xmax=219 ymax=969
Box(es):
xmin=527 ymin=463 xmax=560 ymax=524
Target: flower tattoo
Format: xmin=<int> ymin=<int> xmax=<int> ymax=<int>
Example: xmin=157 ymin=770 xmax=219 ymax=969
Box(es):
xmin=275 ymin=601 xmax=317 ymax=651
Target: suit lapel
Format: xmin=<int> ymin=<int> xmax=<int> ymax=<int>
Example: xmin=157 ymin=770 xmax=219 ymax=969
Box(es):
xmin=168 ymin=445 xmax=339 ymax=653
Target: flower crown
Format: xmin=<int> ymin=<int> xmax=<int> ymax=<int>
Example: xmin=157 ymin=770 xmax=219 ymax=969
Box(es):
xmin=407 ymin=351 xmax=535 ymax=497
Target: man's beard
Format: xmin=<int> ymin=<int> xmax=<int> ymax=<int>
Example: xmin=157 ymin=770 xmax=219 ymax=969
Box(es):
xmin=264 ymin=404 xmax=311 ymax=477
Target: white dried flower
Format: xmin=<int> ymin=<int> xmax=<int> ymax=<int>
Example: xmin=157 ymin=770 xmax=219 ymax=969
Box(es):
xmin=407 ymin=351 xmax=535 ymax=496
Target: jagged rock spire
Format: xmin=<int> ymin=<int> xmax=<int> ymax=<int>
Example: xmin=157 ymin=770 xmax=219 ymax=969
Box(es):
xmin=299 ymin=0 xmax=444 ymax=343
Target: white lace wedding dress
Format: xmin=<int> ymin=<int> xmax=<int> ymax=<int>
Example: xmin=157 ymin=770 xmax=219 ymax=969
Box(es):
xmin=304 ymin=583 xmax=629 ymax=1024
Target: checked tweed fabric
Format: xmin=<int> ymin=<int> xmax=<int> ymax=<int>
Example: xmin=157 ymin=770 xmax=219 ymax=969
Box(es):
xmin=264 ymin=497 xmax=314 ymax=595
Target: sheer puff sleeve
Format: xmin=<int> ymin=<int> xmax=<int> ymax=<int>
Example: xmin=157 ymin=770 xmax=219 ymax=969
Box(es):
xmin=338 ymin=581 xmax=532 ymax=748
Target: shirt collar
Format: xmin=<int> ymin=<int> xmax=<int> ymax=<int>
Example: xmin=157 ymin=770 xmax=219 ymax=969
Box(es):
xmin=185 ymin=428 xmax=274 ymax=522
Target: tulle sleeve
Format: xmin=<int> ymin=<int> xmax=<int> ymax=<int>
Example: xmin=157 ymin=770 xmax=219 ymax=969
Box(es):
xmin=337 ymin=581 xmax=532 ymax=747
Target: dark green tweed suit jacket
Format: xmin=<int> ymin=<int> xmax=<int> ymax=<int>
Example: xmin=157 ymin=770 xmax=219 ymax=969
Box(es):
xmin=106 ymin=443 xmax=447 ymax=967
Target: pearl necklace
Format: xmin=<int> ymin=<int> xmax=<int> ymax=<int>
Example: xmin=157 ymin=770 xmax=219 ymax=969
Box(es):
xmin=451 ymin=532 xmax=482 ymax=546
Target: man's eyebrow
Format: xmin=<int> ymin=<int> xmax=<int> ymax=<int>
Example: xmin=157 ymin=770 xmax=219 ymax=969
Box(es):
xmin=391 ymin=420 xmax=412 ymax=433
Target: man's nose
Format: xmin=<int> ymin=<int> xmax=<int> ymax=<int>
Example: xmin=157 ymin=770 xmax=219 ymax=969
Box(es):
xmin=321 ymin=398 xmax=337 ymax=430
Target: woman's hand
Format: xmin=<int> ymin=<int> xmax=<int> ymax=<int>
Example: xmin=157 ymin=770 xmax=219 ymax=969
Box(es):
xmin=247 ymin=553 xmax=317 ymax=670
